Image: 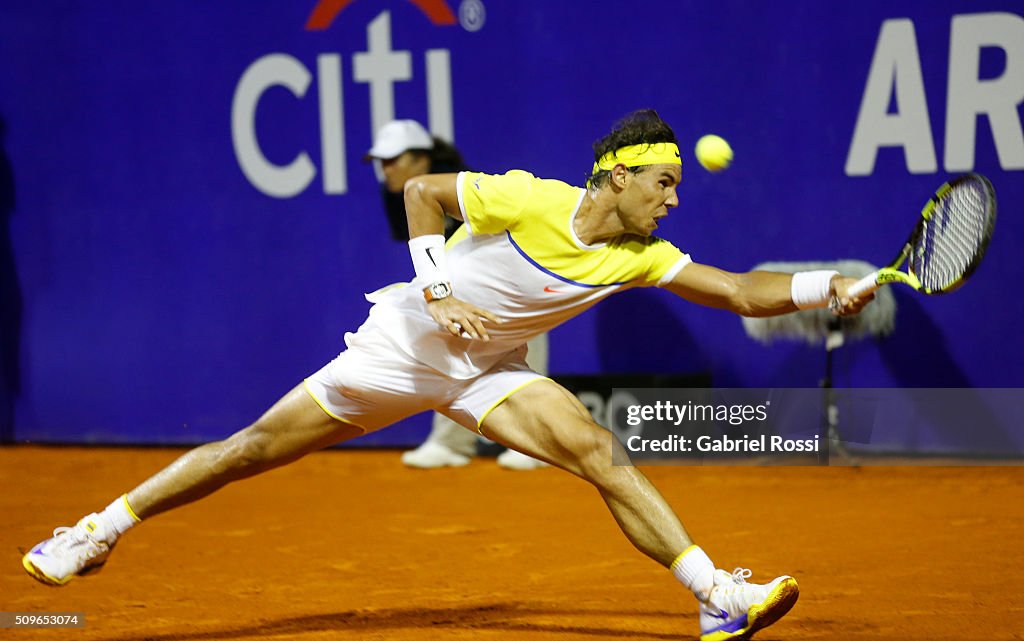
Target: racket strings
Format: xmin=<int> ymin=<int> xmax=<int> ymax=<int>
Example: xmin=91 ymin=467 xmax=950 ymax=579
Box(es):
xmin=912 ymin=180 xmax=989 ymax=291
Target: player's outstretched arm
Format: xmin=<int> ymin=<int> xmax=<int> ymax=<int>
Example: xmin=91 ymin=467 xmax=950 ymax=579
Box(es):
xmin=663 ymin=262 xmax=871 ymax=317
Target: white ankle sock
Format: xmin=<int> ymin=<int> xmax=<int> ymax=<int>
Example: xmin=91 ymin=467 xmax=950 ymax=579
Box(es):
xmin=98 ymin=494 xmax=141 ymax=538
xmin=671 ymin=545 xmax=716 ymax=602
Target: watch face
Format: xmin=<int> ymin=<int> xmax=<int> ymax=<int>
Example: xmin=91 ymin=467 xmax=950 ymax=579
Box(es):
xmin=428 ymin=283 xmax=451 ymax=299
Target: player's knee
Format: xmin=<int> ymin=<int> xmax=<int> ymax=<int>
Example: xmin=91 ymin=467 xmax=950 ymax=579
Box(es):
xmin=217 ymin=427 xmax=273 ymax=475
xmin=572 ymin=422 xmax=617 ymax=483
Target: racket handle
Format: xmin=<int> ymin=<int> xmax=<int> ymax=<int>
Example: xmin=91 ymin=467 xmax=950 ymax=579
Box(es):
xmin=847 ymin=271 xmax=881 ymax=298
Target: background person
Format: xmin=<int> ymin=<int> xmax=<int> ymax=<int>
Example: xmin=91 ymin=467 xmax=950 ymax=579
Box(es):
xmin=365 ymin=120 xmax=547 ymax=471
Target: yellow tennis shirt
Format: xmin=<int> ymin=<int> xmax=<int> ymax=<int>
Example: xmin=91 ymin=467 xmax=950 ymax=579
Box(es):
xmin=365 ymin=170 xmax=691 ymax=378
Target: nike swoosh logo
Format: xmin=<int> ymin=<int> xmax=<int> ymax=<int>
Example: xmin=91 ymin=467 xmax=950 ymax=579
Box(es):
xmin=708 ymin=609 xmax=729 ymax=621
xmin=543 ymin=286 xmax=563 ymax=294
xmin=425 ymin=247 xmax=437 ymax=267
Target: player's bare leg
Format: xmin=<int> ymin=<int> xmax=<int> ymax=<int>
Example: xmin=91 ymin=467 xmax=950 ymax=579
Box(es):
xmin=23 ymin=384 xmax=360 ymax=585
xmin=480 ymin=379 xmax=691 ymax=566
xmin=129 ymin=384 xmax=362 ymax=519
xmin=480 ymin=380 xmax=799 ymax=641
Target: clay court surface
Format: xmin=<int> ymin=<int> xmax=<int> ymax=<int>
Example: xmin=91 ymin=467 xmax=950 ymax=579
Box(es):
xmin=2 ymin=446 xmax=1022 ymax=641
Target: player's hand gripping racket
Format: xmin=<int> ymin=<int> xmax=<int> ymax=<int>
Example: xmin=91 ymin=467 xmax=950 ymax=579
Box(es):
xmin=842 ymin=173 xmax=997 ymax=304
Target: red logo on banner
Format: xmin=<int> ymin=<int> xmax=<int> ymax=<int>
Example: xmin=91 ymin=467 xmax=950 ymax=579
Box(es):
xmin=305 ymin=0 xmax=457 ymax=30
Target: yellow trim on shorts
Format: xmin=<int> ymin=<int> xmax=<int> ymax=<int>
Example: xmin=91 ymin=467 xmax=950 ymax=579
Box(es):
xmin=476 ymin=376 xmax=552 ymax=435
xmin=302 ymin=379 xmax=368 ymax=434
xmin=122 ymin=494 xmax=141 ymax=522
xmin=670 ymin=545 xmax=700 ymax=571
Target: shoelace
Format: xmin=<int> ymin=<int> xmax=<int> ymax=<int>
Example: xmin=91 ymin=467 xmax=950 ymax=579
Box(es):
xmin=49 ymin=524 xmax=101 ymax=555
xmin=729 ymin=567 xmax=753 ymax=584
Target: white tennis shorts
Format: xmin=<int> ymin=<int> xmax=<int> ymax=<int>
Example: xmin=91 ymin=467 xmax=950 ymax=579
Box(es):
xmin=303 ymin=322 xmax=548 ymax=434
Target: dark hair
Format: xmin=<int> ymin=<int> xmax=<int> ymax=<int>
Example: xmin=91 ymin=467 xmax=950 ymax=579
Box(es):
xmin=588 ymin=109 xmax=677 ymax=188
xmin=428 ymin=136 xmax=466 ymax=170
xmin=406 ymin=136 xmax=467 ymax=173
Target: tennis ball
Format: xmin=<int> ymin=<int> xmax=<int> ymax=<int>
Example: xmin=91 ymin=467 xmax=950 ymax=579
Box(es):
xmin=695 ymin=135 xmax=733 ymax=172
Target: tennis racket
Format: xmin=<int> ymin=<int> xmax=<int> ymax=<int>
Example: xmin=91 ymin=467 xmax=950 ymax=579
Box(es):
xmin=845 ymin=173 xmax=997 ymax=300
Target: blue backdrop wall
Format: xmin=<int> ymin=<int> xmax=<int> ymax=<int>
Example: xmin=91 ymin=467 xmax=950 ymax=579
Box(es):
xmin=1 ymin=1 xmax=1022 ymax=446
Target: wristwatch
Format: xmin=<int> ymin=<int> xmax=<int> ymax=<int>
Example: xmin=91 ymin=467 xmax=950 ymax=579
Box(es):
xmin=423 ymin=281 xmax=453 ymax=302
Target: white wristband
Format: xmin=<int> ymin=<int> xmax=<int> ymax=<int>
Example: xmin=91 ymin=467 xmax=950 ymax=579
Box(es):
xmin=408 ymin=234 xmax=449 ymax=283
xmin=791 ymin=270 xmax=838 ymax=309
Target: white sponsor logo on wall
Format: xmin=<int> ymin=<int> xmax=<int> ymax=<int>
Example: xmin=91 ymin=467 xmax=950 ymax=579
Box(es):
xmin=231 ymin=11 xmax=454 ymax=198
xmin=846 ymin=12 xmax=1024 ymax=176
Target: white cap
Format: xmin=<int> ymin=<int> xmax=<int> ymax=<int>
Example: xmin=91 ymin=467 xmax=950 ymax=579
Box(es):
xmin=365 ymin=120 xmax=433 ymax=159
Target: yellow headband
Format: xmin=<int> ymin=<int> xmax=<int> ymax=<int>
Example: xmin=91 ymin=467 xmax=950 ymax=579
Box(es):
xmin=592 ymin=142 xmax=681 ymax=174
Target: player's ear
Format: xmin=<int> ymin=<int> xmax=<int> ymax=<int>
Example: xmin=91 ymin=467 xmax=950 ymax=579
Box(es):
xmin=610 ymin=163 xmax=629 ymax=190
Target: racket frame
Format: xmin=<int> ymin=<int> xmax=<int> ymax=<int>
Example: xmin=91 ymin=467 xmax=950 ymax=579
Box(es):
xmin=846 ymin=174 xmax=995 ymax=299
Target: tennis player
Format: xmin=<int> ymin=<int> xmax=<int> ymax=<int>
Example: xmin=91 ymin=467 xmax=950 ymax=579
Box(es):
xmin=23 ymin=109 xmax=870 ymax=641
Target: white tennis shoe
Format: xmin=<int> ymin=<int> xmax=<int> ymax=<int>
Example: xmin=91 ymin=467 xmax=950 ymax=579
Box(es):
xmin=401 ymin=441 xmax=472 ymax=469
xmin=496 ymin=448 xmax=548 ymax=470
xmin=699 ymin=568 xmax=799 ymax=641
xmin=22 ymin=514 xmax=116 ymax=586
